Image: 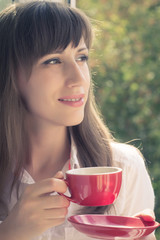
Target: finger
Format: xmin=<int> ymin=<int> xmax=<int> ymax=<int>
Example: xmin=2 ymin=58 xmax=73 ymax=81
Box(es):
xmin=25 ymin=178 xmax=67 ymax=196
xmin=41 ymin=195 xmax=70 ymax=209
xmin=139 ymin=214 xmax=155 ymax=222
xmin=134 ymin=209 xmax=155 ymax=222
xmin=54 ymin=171 xmax=64 ymax=179
xmin=46 ymin=218 xmax=66 ymax=228
xmin=44 ymin=207 xmax=68 ymax=219
xmin=41 ymin=172 xmax=64 ymax=196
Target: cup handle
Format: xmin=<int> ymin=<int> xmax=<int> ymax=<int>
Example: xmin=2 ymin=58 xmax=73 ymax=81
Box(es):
xmin=58 ymin=179 xmax=76 ymax=203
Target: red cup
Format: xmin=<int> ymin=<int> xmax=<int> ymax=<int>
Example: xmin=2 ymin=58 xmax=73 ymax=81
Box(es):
xmin=61 ymin=166 xmax=122 ymax=206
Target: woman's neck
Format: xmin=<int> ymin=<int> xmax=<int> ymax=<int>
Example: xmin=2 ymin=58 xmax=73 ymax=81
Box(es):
xmin=25 ymin=118 xmax=71 ymax=181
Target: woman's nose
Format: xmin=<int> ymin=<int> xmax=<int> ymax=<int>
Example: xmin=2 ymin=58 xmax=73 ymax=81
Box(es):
xmin=64 ymin=62 xmax=87 ymax=87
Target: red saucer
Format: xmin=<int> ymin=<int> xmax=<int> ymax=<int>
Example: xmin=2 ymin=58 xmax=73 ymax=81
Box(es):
xmin=68 ymin=215 xmax=160 ymax=239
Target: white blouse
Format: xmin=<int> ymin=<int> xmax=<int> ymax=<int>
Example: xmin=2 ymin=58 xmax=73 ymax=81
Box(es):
xmin=1 ymin=142 xmax=155 ymax=240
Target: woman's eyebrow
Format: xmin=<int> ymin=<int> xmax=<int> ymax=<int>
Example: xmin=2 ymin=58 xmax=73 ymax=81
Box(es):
xmin=77 ymin=47 xmax=88 ymax=52
xmin=49 ymin=47 xmax=88 ymax=55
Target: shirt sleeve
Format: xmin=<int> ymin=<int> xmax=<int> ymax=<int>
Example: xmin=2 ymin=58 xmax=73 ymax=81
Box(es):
xmin=110 ymin=143 xmax=155 ymax=216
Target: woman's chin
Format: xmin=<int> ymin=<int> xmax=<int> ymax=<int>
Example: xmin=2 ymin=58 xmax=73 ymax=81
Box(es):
xmin=66 ymin=117 xmax=84 ymax=127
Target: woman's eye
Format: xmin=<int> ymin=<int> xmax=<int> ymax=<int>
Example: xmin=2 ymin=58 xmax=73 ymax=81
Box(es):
xmin=43 ymin=58 xmax=61 ymax=65
xmin=76 ymin=55 xmax=89 ymax=62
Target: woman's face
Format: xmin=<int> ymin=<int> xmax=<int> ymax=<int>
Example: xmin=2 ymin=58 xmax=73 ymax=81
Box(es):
xmin=18 ymin=39 xmax=90 ymax=127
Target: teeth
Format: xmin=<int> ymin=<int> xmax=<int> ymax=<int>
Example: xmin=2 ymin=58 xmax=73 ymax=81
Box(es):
xmin=61 ymin=98 xmax=81 ymax=102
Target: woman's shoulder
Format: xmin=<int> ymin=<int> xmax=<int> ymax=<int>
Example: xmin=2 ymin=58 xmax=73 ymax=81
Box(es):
xmin=110 ymin=141 xmax=145 ymax=168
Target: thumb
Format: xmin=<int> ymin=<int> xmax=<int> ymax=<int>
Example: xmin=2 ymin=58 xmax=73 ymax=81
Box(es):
xmin=134 ymin=209 xmax=155 ymax=222
xmin=54 ymin=171 xmax=64 ymax=179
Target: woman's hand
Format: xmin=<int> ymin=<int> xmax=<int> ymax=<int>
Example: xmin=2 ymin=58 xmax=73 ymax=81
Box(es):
xmin=0 ymin=171 xmax=70 ymax=240
xmin=134 ymin=208 xmax=155 ymax=222
xmin=134 ymin=209 xmax=156 ymax=240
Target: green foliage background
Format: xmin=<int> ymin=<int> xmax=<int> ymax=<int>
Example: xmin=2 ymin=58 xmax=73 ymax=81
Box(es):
xmin=0 ymin=0 xmax=160 ymax=238
xmin=77 ymin=0 xmax=160 ymax=237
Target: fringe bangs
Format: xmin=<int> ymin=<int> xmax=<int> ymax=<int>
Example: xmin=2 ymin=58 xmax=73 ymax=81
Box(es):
xmin=14 ymin=1 xmax=92 ymax=67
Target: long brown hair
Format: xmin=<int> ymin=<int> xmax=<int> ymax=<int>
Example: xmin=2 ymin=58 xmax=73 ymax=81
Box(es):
xmin=0 ymin=1 xmax=113 ymax=220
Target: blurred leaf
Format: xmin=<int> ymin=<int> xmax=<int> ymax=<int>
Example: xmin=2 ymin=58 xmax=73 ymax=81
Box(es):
xmin=78 ymin=0 xmax=160 ymax=235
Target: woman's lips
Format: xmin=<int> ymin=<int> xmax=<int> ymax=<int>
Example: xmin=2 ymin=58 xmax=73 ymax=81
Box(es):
xmin=58 ymin=94 xmax=85 ymax=107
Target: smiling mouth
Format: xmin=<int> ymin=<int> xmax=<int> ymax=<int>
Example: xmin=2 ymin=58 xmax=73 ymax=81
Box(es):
xmin=58 ymin=98 xmax=81 ymax=102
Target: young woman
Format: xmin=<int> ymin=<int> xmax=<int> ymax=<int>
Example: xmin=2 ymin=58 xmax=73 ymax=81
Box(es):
xmin=0 ymin=1 xmax=155 ymax=239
